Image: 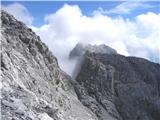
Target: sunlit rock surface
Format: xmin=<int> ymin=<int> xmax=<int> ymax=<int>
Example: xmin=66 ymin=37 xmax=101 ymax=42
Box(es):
xmin=1 ymin=10 xmax=98 ymax=120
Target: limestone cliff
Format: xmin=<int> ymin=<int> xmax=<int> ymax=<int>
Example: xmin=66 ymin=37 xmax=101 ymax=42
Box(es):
xmin=1 ymin=10 xmax=97 ymax=120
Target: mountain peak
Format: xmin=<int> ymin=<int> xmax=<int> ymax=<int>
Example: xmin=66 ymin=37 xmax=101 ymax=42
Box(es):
xmin=69 ymin=42 xmax=117 ymax=59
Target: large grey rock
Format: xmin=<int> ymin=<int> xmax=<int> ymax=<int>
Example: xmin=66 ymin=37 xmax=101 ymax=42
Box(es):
xmin=74 ymin=51 xmax=160 ymax=120
xmin=1 ymin=10 xmax=98 ymax=120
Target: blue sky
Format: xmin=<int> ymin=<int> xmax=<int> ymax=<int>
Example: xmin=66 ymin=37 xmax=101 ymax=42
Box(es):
xmin=2 ymin=1 xmax=160 ymax=26
xmin=1 ymin=1 xmax=160 ymax=74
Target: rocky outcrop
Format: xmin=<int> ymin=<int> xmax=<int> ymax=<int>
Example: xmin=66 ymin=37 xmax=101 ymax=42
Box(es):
xmin=69 ymin=43 xmax=117 ymax=59
xmin=2 ymin=10 xmax=160 ymax=120
xmin=69 ymin=43 xmax=117 ymax=78
xmin=74 ymin=52 xmax=160 ymax=120
xmin=1 ymin=10 xmax=98 ymax=120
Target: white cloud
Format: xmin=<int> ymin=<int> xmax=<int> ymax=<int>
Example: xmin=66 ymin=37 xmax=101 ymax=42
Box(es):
xmin=31 ymin=4 xmax=160 ymax=75
xmin=96 ymin=1 xmax=153 ymax=15
xmin=2 ymin=3 xmax=34 ymax=25
xmin=3 ymin=3 xmax=159 ymax=75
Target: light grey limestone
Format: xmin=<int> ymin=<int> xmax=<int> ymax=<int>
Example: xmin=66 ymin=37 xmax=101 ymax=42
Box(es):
xmin=1 ymin=10 xmax=98 ymax=120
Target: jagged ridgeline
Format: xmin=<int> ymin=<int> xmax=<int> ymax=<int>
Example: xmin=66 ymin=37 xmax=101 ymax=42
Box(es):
xmin=74 ymin=52 xmax=160 ymax=120
xmin=1 ymin=10 xmax=160 ymax=120
xmin=1 ymin=10 xmax=98 ymax=120
xmin=70 ymin=42 xmax=160 ymax=120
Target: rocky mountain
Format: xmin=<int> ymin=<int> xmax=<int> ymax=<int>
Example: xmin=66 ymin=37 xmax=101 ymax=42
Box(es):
xmin=69 ymin=43 xmax=117 ymax=59
xmin=1 ymin=10 xmax=97 ymax=120
xmin=69 ymin=43 xmax=117 ymax=78
xmin=1 ymin=10 xmax=160 ymax=120
xmin=74 ymin=51 xmax=160 ymax=120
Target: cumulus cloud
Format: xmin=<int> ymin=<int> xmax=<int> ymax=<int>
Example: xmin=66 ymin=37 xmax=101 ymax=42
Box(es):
xmin=96 ymin=1 xmax=153 ymax=15
xmin=31 ymin=4 xmax=160 ymax=75
xmin=3 ymin=3 xmax=159 ymax=75
xmin=2 ymin=3 xmax=34 ymax=25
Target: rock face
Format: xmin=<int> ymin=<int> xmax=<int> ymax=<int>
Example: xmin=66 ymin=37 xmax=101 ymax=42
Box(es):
xmin=1 ymin=10 xmax=98 ymax=120
xmin=69 ymin=43 xmax=117 ymax=59
xmin=74 ymin=52 xmax=160 ymax=120
xmin=69 ymin=43 xmax=117 ymax=78
xmin=1 ymin=10 xmax=160 ymax=120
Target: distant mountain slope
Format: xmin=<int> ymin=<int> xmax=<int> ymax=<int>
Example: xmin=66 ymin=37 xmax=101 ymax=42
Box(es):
xmin=69 ymin=43 xmax=117 ymax=78
xmin=1 ymin=10 xmax=97 ymax=120
xmin=74 ymin=51 xmax=160 ymax=120
xmin=69 ymin=43 xmax=117 ymax=59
